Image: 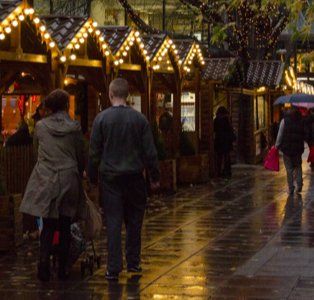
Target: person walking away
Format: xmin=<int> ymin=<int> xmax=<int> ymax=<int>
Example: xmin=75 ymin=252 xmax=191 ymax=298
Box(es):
xmin=275 ymin=106 xmax=305 ymax=194
xmin=20 ymin=89 xmax=85 ymax=281
xmin=5 ymin=118 xmax=32 ymax=147
xmin=305 ymin=108 xmax=314 ymax=170
xmin=214 ymin=106 xmax=235 ymax=178
xmin=88 ymin=78 xmax=160 ymax=281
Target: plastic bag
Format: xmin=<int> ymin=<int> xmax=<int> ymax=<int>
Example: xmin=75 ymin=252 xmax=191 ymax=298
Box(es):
xmin=264 ymin=146 xmax=279 ymax=172
xmin=84 ymin=191 xmax=103 ymax=240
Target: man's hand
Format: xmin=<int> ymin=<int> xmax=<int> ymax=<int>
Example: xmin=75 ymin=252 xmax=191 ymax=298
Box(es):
xmin=150 ymin=181 xmax=160 ymax=192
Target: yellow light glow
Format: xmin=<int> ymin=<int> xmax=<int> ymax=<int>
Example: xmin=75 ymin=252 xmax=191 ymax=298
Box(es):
xmin=135 ymin=31 xmax=140 ymax=37
xmin=0 ymin=33 xmax=5 ymax=40
xmin=122 ymin=51 xmax=127 ymax=56
xmin=92 ymin=21 xmax=98 ymax=27
xmin=67 ymin=43 xmax=73 ymax=49
xmin=114 ymin=61 xmax=119 ymax=66
xmin=34 ymin=17 xmax=40 ymax=24
xmin=143 ymin=49 xmax=147 ymax=55
xmin=4 ymin=27 xmax=11 ymax=34
xmin=39 ymin=25 xmax=46 ymax=32
xmin=49 ymin=41 xmax=55 ymax=48
xmin=12 ymin=19 xmax=18 ymax=27
xmin=79 ymin=37 xmax=84 ymax=44
xmin=83 ymin=32 xmax=88 ymax=38
xmin=95 ymin=30 xmax=100 ymax=35
xmin=105 ymin=50 xmax=110 ymax=56
xmin=74 ymin=44 xmax=80 ymax=49
xmin=129 ymin=41 xmax=134 ymax=46
xmin=29 ymin=8 xmax=35 ymax=15
xmin=60 ymin=56 xmax=66 ymax=62
xmin=126 ymin=46 xmax=130 ymax=50
xmin=140 ymin=43 xmax=144 ymax=48
xmin=99 ymin=36 xmax=104 ymax=42
xmin=64 ymin=79 xmax=68 ymax=85
xmin=102 ymin=44 xmax=107 ymax=49
xmin=24 ymin=8 xmax=30 ymax=15
xmin=168 ymin=39 xmax=173 ymax=44
xmin=88 ymin=27 xmax=93 ymax=33
xmin=119 ymin=58 xmax=123 ymax=64
xmin=18 ymin=14 xmax=25 ymax=21
xmin=44 ymin=32 xmax=50 ymax=39
xmin=70 ymin=54 xmax=76 ymax=60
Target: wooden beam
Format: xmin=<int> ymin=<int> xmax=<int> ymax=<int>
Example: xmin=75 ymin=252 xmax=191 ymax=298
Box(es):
xmin=0 ymin=51 xmax=47 ymax=63
xmin=68 ymin=58 xmax=102 ymax=68
xmin=119 ymin=63 xmax=141 ymax=71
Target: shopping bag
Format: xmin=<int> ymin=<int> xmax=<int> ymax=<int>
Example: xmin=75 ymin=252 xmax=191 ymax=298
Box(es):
xmin=308 ymin=145 xmax=314 ymax=163
xmin=264 ymin=146 xmax=279 ymax=172
xmin=84 ymin=191 xmax=103 ymax=240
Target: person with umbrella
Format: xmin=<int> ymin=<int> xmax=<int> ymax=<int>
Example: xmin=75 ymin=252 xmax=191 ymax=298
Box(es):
xmin=275 ymin=106 xmax=306 ymax=194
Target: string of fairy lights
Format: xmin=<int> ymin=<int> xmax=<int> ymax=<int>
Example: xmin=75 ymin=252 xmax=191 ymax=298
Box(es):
xmin=117 ymin=0 xmax=160 ymax=34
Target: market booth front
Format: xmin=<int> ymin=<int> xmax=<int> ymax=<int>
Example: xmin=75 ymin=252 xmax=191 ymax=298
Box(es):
xmin=173 ymin=39 xmax=209 ymax=184
xmin=228 ymin=60 xmax=284 ymax=164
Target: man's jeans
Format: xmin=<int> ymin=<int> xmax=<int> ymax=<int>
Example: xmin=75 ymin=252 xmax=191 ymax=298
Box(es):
xmin=283 ymin=154 xmax=303 ymax=193
xmin=102 ymin=174 xmax=147 ymax=273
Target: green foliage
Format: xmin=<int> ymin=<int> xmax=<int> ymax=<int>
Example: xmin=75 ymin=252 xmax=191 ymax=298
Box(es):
xmin=151 ymin=122 xmax=167 ymax=161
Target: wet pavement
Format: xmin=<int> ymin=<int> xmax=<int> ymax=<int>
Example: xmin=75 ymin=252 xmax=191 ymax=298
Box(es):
xmin=1 ymin=157 xmax=314 ymax=299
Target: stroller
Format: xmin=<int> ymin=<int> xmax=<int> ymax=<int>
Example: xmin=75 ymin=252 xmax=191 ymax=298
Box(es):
xmin=37 ymin=190 xmax=102 ymax=277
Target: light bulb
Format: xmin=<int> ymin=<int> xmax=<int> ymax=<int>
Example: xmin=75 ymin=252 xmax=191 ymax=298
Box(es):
xmin=60 ymin=56 xmax=66 ymax=62
xmin=34 ymin=17 xmax=40 ymax=24
xmin=0 ymin=33 xmax=5 ymax=40
xmin=12 ymin=19 xmax=18 ymax=27
xmin=18 ymin=14 xmax=25 ymax=21
xmin=49 ymin=41 xmax=55 ymax=48
xmin=70 ymin=54 xmax=76 ymax=60
xmin=5 ymin=27 xmax=11 ymax=34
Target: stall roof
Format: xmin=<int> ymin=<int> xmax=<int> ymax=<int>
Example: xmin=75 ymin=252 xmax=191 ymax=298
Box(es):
xmin=247 ymin=60 xmax=284 ymax=88
xmin=202 ymin=58 xmax=235 ymax=81
xmin=141 ymin=34 xmax=179 ymax=72
xmin=39 ymin=16 xmax=88 ymax=51
xmin=141 ymin=34 xmax=167 ymax=61
xmin=0 ymin=0 xmax=22 ymax=24
xmin=98 ymin=26 xmax=132 ymax=56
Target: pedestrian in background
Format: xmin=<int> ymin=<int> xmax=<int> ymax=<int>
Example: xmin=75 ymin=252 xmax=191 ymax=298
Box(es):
xmin=305 ymin=108 xmax=314 ymax=170
xmin=20 ymin=89 xmax=85 ymax=282
xmin=275 ymin=106 xmax=305 ymax=194
xmin=214 ymin=106 xmax=235 ymax=178
xmin=88 ymin=78 xmax=160 ymax=281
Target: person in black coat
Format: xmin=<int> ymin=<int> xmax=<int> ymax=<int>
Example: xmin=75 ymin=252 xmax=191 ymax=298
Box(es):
xmin=214 ymin=106 xmax=235 ymax=178
xmin=5 ymin=119 xmax=32 ymax=147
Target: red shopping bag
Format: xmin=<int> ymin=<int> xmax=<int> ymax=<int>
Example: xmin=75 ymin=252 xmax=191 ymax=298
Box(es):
xmin=308 ymin=145 xmax=314 ymax=163
xmin=264 ymin=146 xmax=279 ymax=172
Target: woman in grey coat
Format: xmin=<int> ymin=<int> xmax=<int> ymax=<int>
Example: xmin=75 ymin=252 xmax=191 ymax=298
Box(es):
xmin=20 ymin=89 xmax=85 ymax=281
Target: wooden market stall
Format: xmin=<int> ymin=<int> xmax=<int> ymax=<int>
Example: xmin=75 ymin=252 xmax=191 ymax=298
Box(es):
xmin=227 ymin=60 xmax=284 ymax=164
xmin=39 ymin=15 xmax=104 ymax=133
xmin=95 ymin=26 xmax=147 ymax=112
xmin=173 ymin=39 xmax=209 ymax=183
xmin=201 ymin=57 xmax=236 ymax=175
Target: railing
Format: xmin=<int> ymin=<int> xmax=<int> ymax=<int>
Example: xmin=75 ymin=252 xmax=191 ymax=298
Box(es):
xmin=0 ymin=144 xmax=35 ymax=195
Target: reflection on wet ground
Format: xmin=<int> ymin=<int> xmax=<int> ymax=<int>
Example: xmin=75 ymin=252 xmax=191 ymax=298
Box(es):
xmin=1 ymin=161 xmax=314 ymax=299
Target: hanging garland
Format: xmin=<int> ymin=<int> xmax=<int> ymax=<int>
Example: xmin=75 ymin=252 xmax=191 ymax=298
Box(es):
xmin=117 ymin=0 xmax=160 ymax=34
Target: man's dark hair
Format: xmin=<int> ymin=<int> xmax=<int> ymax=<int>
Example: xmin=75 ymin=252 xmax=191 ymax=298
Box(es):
xmin=44 ymin=89 xmax=69 ymax=113
xmin=109 ymin=78 xmax=129 ymax=99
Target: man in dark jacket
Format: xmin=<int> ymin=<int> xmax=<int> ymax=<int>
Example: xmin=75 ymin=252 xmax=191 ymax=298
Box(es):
xmin=5 ymin=119 xmax=32 ymax=147
xmin=275 ymin=106 xmax=305 ymax=194
xmin=88 ymin=78 xmax=160 ymax=281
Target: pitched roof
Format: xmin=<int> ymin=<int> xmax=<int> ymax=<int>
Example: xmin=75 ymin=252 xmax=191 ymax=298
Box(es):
xmin=39 ymin=15 xmax=88 ymax=51
xmin=202 ymin=58 xmax=235 ymax=81
xmin=98 ymin=26 xmax=132 ymax=55
xmin=247 ymin=60 xmax=284 ymax=88
xmin=0 ymin=0 xmax=22 ymax=23
xmin=173 ymin=39 xmax=194 ymax=63
xmin=141 ymin=34 xmax=167 ymax=60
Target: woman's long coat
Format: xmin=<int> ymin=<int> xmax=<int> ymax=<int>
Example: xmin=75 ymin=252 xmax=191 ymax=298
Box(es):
xmin=20 ymin=111 xmax=85 ymax=219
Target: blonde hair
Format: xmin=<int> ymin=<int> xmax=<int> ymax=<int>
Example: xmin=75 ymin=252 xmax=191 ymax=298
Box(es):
xmin=109 ymin=78 xmax=129 ymax=99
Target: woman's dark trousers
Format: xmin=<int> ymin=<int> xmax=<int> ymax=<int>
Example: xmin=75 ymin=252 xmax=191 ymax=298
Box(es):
xmin=39 ymin=216 xmax=71 ymax=272
xmin=102 ymin=174 xmax=147 ymax=273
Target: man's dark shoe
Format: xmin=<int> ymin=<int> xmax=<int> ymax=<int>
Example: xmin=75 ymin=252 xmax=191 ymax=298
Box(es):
xmin=105 ymin=271 xmax=119 ymax=281
xmin=127 ymin=266 xmax=142 ymax=273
